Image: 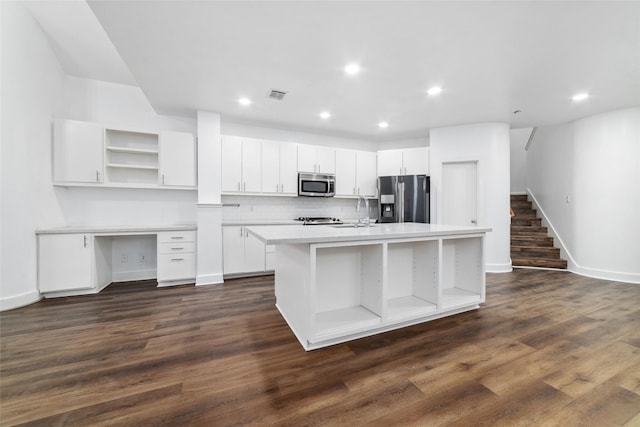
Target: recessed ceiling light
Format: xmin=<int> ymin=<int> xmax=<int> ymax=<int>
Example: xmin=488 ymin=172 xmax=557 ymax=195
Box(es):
xmin=344 ymin=63 xmax=360 ymax=75
xmin=378 ymin=121 xmax=389 ymax=129
xmin=319 ymin=111 xmax=331 ymax=119
xmin=571 ymin=93 xmax=590 ymax=102
xmin=427 ymin=86 xmax=442 ymax=96
xmin=238 ymin=97 xmax=252 ymax=106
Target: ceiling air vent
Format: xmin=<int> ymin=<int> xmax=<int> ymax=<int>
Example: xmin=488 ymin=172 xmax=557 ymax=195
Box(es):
xmin=267 ymin=89 xmax=288 ymax=101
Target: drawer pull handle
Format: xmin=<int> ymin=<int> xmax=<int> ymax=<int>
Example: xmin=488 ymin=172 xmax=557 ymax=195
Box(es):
xmin=170 ymin=236 xmax=184 ymax=239
xmin=171 ymin=258 xmax=184 ymax=261
xmin=171 ymin=247 xmax=184 ymax=250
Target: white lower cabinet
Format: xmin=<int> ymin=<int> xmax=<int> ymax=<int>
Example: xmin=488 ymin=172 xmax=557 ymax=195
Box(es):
xmin=223 ymin=226 xmax=266 ymax=275
xmin=38 ymin=234 xmax=94 ymax=292
xmin=157 ymin=231 xmax=196 ymax=285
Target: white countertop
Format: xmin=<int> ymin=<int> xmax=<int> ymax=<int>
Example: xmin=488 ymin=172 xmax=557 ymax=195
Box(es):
xmin=246 ymin=222 xmax=491 ymax=245
xmin=36 ymin=224 xmax=197 ymax=235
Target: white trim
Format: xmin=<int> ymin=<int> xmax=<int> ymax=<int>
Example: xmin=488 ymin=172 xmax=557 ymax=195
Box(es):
xmin=196 ymin=273 xmax=224 ymax=286
xmin=197 ymin=203 xmax=223 ymax=208
xmin=486 ymin=262 xmax=513 ymax=273
xmin=524 ymin=127 xmax=537 ymax=151
xmin=510 ymin=192 xmax=527 ymax=196
xmin=527 ymin=188 xmax=640 ymax=284
xmin=0 ymin=290 xmax=41 ymax=311
xmin=112 ymin=270 xmax=155 ymax=282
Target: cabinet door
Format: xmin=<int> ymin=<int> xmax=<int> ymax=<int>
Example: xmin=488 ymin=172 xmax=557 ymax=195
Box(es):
xmin=53 ymin=120 xmax=104 ymax=183
xmin=356 ymin=151 xmax=378 ymax=197
xmin=297 ymin=144 xmax=317 ymax=173
xmin=38 ymin=234 xmax=94 ymax=292
xmin=316 ymin=146 xmax=336 ymax=174
xmin=335 ymin=149 xmax=357 ymax=196
xmin=222 ymin=226 xmax=245 ymax=274
xmin=279 ymin=142 xmax=298 ymax=194
xmin=159 ymin=132 xmax=195 ymax=187
xmin=261 ymin=140 xmax=280 ymax=194
xmin=403 ymin=147 xmax=429 ymax=175
xmin=221 ymin=136 xmax=243 ymax=192
xmin=377 ymin=149 xmax=403 ymax=176
xmin=244 ymin=229 xmax=266 ymax=273
xmin=242 ymin=138 xmax=262 ymax=192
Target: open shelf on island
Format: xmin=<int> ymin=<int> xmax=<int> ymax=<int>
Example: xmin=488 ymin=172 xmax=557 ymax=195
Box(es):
xmin=312 ymin=243 xmax=384 ymax=341
xmin=386 ymin=240 xmax=439 ymax=320
xmin=311 ymin=306 xmax=381 ymax=343
xmin=441 ymin=236 xmax=484 ymax=310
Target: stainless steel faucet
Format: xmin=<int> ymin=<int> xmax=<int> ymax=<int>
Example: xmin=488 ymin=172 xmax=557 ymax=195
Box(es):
xmin=356 ymin=195 xmax=370 ymax=227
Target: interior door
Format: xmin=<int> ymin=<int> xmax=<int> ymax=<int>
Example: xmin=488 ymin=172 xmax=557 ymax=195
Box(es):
xmin=442 ymin=161 xmax=478 ymax=226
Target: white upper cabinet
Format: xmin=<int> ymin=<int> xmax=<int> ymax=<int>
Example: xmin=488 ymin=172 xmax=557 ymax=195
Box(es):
xmin=53 ymin=119 xmax=104 ymax=184
xmin=356 ymin=151 xmax=377 ymax=197
xmin=335 ymin=149 xmax=377 ymax=197
xmin=159 ymin=131 xmax=196 ymax=187
xmin=261 ymin=140 xmax=298 ymax=195
xmin=377 ymin=147 xmax=429 ymax=176
xmin=53 ymin=119 xmax=195 ymax=189
xmin=221 ymin=135 xmax=262 ymax=193
xmin=298 ymin=145 xmax=335 ymax=174
xmin=335 ymin=149 xmax=357 ymax=196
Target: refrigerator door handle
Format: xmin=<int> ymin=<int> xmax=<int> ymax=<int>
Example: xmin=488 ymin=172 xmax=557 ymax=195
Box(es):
xmin=399 ymin=181 xmax=405 ymax=222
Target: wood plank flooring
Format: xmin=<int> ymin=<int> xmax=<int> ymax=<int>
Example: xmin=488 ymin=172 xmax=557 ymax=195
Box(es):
xmin=1 ymin=269 xmax=639 ymax=426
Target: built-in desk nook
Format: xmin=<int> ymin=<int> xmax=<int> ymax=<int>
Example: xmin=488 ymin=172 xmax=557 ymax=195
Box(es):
xmin=247 ymin=223 xmax=491 ymax=350
xmin=36 ymin=225 xmax=196 ymax=298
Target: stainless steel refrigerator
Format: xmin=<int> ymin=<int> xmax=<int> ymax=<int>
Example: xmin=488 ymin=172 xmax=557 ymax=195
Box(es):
xmin=378 ymin=175 xmax=430 ymax=223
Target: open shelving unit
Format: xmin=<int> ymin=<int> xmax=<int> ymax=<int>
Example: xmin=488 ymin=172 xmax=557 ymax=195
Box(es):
xmin=311 ymin=243 xmax=383 ymax=343
xmin=386 ymin=240 xmax=439 ymax=320
xmin=105 ymin=129 xmax=159 ymax=185
xmin=441 ymin=236 xmax=484 ymax=309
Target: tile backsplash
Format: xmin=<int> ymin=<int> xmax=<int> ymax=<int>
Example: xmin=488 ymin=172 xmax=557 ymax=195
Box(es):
xmin=221 ymin=195 xmax=378 ymax=222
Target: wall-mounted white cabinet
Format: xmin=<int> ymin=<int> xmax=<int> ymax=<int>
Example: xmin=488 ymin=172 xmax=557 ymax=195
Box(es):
xmin=222 ymin=226 xmax=266 ymax=275
xmin=53 ymin=120 xmax=104 ymax=184
xmin=378 ymin=147 xmax=429 ymax=176
xmin=261 ymin=140 xmax=298 ymax=195
xmin=298 ymin=144 xmax=335 ymax=174
xmin=221 ymin=136 xmax=262 ymax=194
xmin=335 ymin=149 xmax=377 ymax=197
xmin=53 ymin=119 xmax=196 ymax=189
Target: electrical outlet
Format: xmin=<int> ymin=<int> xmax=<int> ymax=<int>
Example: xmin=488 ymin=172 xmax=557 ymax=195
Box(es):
xmin=121 ymin=254 xmax=128 ymax=263
xmin=565 ymin=195 xmax=571 ymax=204
xmin=140 ymin=254 xmax=146 ymax=263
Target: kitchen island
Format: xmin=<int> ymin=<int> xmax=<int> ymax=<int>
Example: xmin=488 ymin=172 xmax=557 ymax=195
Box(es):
xmin=247 ymin=222 xmax=491 ymax=350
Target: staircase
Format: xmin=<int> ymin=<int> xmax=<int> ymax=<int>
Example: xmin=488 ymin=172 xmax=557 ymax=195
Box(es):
xmin=510 ymin=194 xmax=567 ymax=269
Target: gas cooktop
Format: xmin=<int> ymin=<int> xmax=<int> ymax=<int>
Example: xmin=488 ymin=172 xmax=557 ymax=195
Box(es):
xmin=295 ymin=217 xmax=343 ymax=225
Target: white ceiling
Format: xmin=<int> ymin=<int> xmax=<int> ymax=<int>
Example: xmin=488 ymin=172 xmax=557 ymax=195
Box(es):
xmin=27 ymin=1 xmax=640 ymax=141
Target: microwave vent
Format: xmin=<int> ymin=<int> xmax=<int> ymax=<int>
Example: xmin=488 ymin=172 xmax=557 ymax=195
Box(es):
xmin=267 ymin=89 xmax=288 ymax=101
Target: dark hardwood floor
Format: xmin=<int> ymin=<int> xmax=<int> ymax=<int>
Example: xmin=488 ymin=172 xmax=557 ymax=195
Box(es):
xmin=1 ymin=269 xmax=639 ymax=426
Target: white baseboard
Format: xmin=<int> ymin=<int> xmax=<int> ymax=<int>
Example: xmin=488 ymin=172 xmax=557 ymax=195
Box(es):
xmin=486 ymin=262 xmax=513 ymax=273
xmin=112 ymin=269 xmax=156 ymax=283
xmin=196 ymin=273 xmax=224 ymax=286
xmin=0 ymin=290 xmax=41 ymax=311
xmin=510 ymin=191 xmax=527 ymax=195
xmin=527 ymin=188 xmax=639 ymax=285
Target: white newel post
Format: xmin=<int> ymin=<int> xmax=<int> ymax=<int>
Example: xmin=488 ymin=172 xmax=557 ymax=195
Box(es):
xmin=196 ymin=111 xmax=224 ymax=285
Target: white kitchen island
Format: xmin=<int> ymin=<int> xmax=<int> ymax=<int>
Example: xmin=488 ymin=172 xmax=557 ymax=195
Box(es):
xmin=247 ymin=222 xmax=491 ymax=350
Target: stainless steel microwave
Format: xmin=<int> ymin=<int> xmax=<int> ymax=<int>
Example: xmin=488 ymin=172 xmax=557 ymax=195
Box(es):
xmin=298 ymin=172 xmax=335 ymax=197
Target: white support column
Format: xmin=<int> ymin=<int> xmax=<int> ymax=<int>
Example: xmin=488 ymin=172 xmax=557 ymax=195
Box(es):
xmin=195 ymin=111 xmax=224 ymax=285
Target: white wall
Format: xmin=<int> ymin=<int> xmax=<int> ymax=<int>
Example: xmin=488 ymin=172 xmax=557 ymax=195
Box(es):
xmin=1 ymin=1 xmax=66 ymax=310
xmin=510 ymin=127 xmax=532 ymax=194
xmin=430 ymin=123 xmax=511 ymax=273
xmin=222 ymin=120 xmax=378 ymax=152
xmin=528 ymin=107 xmax=640 ymax=283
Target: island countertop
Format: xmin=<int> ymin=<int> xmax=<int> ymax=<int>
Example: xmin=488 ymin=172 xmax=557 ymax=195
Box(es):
xmin=246 ymin=222 xmax=491 ymax=245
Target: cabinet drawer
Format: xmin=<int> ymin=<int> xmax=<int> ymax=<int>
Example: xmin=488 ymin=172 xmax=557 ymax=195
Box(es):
xmin=158 ymin=241 xmax=196 ymax=254
xmin=157 ymin=253 xmax=196 ymax=281
xmin=157 ymin=230 xmax=196 ymax=244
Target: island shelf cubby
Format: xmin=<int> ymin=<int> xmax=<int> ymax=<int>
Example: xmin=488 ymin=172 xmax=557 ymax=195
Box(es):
xmin=385 ymin=239 xmax=439 ymax=321
xmin=311 ymin=243 xmax=384 ymax=343
xmin=440 ymin=236 xmax=484 ymax=310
